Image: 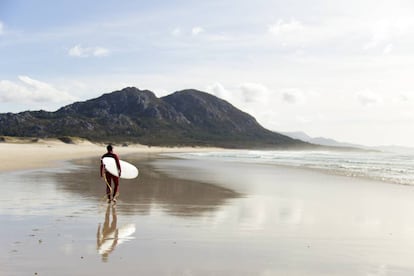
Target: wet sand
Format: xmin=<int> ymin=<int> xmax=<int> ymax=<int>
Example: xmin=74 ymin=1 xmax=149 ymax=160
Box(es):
xmin=2 ymin=151 xmax=414 ymax=275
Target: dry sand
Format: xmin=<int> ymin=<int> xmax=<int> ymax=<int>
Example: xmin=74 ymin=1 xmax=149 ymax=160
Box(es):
xmin=0 ymin=138 xmax=223 ymax=172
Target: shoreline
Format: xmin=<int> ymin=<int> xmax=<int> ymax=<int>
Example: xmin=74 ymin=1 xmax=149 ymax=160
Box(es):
xmin=0 ymin=139 xmax=225 ymax=173
xmin=2 ymin=140 xmax=409 ymax=189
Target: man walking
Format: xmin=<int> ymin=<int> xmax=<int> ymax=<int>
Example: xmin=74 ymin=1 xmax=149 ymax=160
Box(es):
xmin=100 ymin=144 xmax=121 ymax=203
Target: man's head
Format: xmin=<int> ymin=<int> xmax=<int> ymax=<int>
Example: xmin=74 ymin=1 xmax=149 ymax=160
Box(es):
xmin=106 ymin=144 xmax=113 ymax=152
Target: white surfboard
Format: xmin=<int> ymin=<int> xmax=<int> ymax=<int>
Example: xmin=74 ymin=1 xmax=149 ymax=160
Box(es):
xmin=102 ymin=157 xmax=139 ymax=179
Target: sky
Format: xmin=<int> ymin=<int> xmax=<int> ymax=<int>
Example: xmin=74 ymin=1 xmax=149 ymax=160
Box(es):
xmin=1 ymin=0 xmax=414 ymax=147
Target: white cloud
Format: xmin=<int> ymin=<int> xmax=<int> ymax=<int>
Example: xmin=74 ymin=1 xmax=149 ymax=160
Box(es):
xmin=68 ymin=44 xmax=110 ymax=57
xmin=392 ymin=93 xmax=410 ymax=104
xmin=268 ymin=19 xmax=304 ymax=36
xmin=206 ymin=82 xmax=273 ymax=110
xmin=266 ymin=15 xmax=414 ymax=53
xmin=93 ymin=47 xmax=110 ymax=57
xmin=0 ymin=21 xmax=3 ymax=35
xmin=171 ymin=27 xmax=181 ymax=36
xmin=239 ymin=82 xmax=270 ymax=103
xmin=383 ymin=43 xmax=393 ymax=54
xmin=356 ymin=90 xmax=382 ymax=106
xmin=266 ymin=18 xmax=335 ymax=47
xmin=68 ymin=45 xmax=83 ymax=57
xmin=191 ymin=26 xmax=204 ymax=36
xmin=363 ymin=20 xmax=392 ymax=50
xmin=296 ymin=115 xmax=311 ymax=124
xmin=207 ymin=82 xmax=230 ymax=99
xmin=281 ymin=88 xmax=306 ymax=104
xmin=0 ymin=76 xmax=77 ymax=104
xmin=398 ymin=94 xmax=409 ymax=102
xmin=363 ymin=18 xmax=414 ymax=51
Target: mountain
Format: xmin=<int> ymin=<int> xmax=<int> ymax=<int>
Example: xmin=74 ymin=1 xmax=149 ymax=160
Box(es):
xmin=280 ymin=131 xmax=312 ymax=142
xmin=0 ymin=87 xmax=308 ymax=148
xmin=282 ymin=131 xmax=365 ymax=149
xmin=282 ymin=131 xmax=414 ymax=153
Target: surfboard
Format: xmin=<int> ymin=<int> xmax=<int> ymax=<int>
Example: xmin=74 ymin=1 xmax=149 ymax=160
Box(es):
xmin=102 ymin=157 xmax=139 ymax=179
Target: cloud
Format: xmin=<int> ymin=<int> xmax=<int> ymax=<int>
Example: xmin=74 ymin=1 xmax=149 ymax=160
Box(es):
xmin=267 ymin=18 xmax=332 ymax=47
xmin=281 ymin=88 xmax=306 ymax=104
xmin=268 ymin=19 xmax=304 ymax=36
xmin=68 ymin=44 xmax=110 ymax=57
xmin=363 ymin=18 xmax=414 ymax=51
xmin=191 ymin=26 xmax=204 ymax=36
xmin=383 ymin=43 xmax=393 ymax=54
xmin=206 ymin=82 xmax=271 ymax=107
xmin=0 ymin=76 xmax=77 ymax=104
xmin=239 ymin=82 xmax=270 ymax=103
xmin=356 ymin=90 xmax=382 ymax=106
xmin=267 ymin=18 xmax=313 ymax=46
xmin=207 ymin=82 xmax=230 ymax=99
xmin=296 ymin=115 xmax=311 ymax=124
xmin=0 ymin=21 xmax=3 ymax=35
xmin=363 ymin=20 xmax=392 ymax=50
xmin=392 ymin=93 xmax=410 ymax=104
xmin=170 ymin=26 xmax=205 ymax=37
xmin=171 ymin=27 xmax=182 ymax=36
xmin=93 ymin=47 xmax=110 ymax=57
xmin=267 ymin=16 xmax=413 ymax=52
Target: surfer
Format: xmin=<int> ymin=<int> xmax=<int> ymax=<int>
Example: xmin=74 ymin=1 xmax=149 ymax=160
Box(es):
xmin=100 ymin=144 xmax=121 ymax=203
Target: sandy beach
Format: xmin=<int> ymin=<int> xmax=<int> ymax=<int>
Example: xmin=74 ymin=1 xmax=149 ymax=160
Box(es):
xmin=2 ymin=141 xmax=414 ymax=275
xmin=0 ymin=139 xmax=223 ymax=172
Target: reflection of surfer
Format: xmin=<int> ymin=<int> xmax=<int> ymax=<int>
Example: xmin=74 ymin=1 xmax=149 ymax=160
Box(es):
xmin=100 ymin=144 xmax=121 ymax=203
xmin=97 ymin=205 xmax=118 ymax=262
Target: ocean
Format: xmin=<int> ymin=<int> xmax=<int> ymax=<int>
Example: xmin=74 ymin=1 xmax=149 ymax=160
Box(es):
xmin=167 ymin=149 xmax=414 ymax=186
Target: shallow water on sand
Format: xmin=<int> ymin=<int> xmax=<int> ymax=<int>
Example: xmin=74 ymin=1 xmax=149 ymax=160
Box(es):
xmin=2 ymin=154 xmax=414 ymax=275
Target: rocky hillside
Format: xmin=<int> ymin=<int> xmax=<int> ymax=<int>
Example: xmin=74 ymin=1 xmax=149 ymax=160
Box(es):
xmin=0 ymin=87 xmax=307 ymax=148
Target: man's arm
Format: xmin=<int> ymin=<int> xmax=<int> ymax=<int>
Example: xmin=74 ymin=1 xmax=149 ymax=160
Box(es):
xmin=100 ymin=159 xmax=104 ymax=177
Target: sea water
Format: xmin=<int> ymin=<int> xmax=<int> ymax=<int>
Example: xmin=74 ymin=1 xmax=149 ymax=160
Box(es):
xmin=167 ymin=149 xmax=414 ymax=186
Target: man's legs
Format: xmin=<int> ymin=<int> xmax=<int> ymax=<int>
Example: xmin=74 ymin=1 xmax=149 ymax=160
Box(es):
xmin=105 ymin=172 xmax=113 ymax=200
xmin=113 ymin=177 xmax=119 ymax=200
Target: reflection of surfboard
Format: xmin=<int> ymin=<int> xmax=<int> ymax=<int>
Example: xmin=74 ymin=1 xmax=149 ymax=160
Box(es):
xmin=102 ymin=157 xmax=139 ymax=179
xmin=98 ymin=223 xmax=136 ymax=255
